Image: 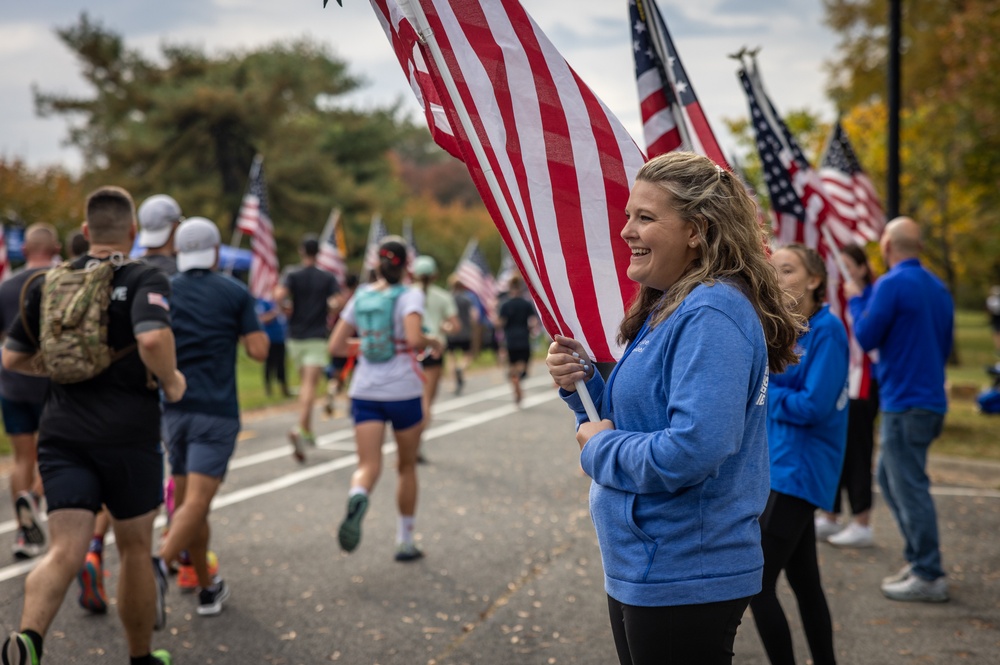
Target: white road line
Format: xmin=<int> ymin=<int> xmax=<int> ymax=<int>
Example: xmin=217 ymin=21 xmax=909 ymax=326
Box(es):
xmin=0 ymin=386 xmax=560 ymax=583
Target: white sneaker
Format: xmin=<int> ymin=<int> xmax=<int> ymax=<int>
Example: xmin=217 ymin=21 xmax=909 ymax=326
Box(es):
xmin=881 ymin=573 xmax=949 ymax=603
xmin=882 ymin=564 xmax=913 ymax=586
xmin=814 ymin=515 xmax=843 ymax=541
xmin=827 ymin=521 xmax=874 ymax=548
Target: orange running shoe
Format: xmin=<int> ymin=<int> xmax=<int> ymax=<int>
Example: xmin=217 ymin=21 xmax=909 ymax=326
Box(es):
xmin=177 ymin=550 xmax=219 ymax=593
xmin=77 ymin=551 xmax=108 ymax=613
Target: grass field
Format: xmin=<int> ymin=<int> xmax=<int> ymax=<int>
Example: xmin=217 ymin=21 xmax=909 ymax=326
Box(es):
xmin=1 ymin=312 xmax=997 ymax=459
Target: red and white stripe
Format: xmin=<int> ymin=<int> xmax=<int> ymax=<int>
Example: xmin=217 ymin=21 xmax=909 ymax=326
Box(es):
xmin=317 ymin=208 xmax=348 ymax=286
xmin=237 ymin=193 xmax=278 ymax=300
xmin=371 ymin=0 xmax=645 ymax=362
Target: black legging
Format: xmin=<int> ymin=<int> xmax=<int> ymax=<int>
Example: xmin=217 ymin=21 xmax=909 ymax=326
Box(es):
xmin=264 ymin=341 xmax=287 ymax=392
xmin=607 ymin=594 xmax=751 ymax=665
xmin=833 ymin=381 xmax=879 ymax=515
xmin=750 ymin=491 xmax=836 ymax=665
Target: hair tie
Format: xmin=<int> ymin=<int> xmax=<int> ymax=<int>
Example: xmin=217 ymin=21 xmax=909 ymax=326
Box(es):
xmin=379 ymin=248 xmax=403 ymax=266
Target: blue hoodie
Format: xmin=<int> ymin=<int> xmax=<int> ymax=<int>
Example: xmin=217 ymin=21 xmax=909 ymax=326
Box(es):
xmin=563 ymin=281 xmax=770 ymax=607
xmin=766 ymin=305 xmax=849 ymax=512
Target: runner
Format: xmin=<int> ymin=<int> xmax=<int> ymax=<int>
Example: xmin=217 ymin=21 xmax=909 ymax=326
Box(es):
xmin=136 ymin=194 xmax=183 ymax=275
xmin=0 ymin=224 xmax=60 ymax=561
xmin=2 ymin=185 xmax=181 ymax=665
xmin=445 ymin=276 xmax=478 ymax=395
xmin=274 ymin=234 xmax=340 ymax=462
xmin=328 ymin=236 xmax=443 ymax=562
xmin=156 ymin=217 xmax=268 ymax=617
xmin=412 ymin=256 xmax=457 ymax=460
xmin=497 ymin=274 xmax=538 ymax=406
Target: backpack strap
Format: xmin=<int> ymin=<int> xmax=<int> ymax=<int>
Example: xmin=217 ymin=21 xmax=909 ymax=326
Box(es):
xmin=17 ymin=269 xmax=50 ymax=351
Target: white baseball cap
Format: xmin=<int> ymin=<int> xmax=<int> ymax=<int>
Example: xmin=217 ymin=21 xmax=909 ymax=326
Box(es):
xmin=137 ymin=194 xmax=183 ymax=248
xmin=175 ymin=217 xmax=221 ymax=272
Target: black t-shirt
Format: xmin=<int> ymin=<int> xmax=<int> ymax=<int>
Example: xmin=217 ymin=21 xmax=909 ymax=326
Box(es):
xmin=0 ymin=266 xmax=51 ymax=403
xmin=499 ymin=295 xmax=536 ymax=351
xmin=5 ymin=256 xmax=172 ymax=446
xmin=283 ymin=265 xmax=339 ymax=339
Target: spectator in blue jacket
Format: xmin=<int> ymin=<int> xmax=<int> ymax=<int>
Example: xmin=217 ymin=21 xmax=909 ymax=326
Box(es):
xmin=752 ymin=244 xmax=848 ymax=665
xmin=847 ymin=217 xmax=954 ymax=603
xmin=546 ymin=152 xmax=802 ymax=665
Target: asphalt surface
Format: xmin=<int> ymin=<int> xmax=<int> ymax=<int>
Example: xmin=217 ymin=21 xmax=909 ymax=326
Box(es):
xmin=0 ymin=367 xmax=998 ymax=664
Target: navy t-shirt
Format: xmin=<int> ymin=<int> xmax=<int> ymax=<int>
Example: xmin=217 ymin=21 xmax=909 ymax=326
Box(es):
xmin=0 ymin=266 xmax=51 ymax=403
xmin=166 ymin=270 xmax=261 ymax=419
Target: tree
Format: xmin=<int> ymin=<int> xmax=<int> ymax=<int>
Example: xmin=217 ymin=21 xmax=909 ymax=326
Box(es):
xmin=0 ymin=159 xmax=84 ymax=254
xmin=822 ymin=0 xmax=1000 ymax=303
xmin=32 ymin=14 xmax=420 ymax=266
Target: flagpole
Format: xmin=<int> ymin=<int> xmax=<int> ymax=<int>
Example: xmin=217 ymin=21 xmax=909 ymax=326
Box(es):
xmin=403 ymin=0 xmax=600 ymax=422
xmin=640 ymin=0 xmax=694 ymax=154
xmin=224 ymin=153 xmax=263 ymax=276
xmin=820 ymin=225 xmax=851 ymax=285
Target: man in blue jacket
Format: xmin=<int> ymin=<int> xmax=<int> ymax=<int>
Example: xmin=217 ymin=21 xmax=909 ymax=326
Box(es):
xmin=847 ymin=216 xmax=954 ymax=603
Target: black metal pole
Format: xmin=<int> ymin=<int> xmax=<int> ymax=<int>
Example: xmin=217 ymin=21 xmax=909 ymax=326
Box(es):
xmin=887 ymin=0 xmax=902 ymax=220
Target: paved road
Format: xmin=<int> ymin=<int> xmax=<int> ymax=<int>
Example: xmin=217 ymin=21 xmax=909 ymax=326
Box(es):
xmin=0 ymin=368 xmax=998 ymax=663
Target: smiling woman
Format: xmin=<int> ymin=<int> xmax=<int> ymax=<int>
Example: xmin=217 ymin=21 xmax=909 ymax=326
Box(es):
xmin=546 ymin=151 xmax=803 ymax=664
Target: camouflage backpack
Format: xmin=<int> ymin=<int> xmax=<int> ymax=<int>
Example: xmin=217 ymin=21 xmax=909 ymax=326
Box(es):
xmin=20 ymin=259 xmax=136 ymax=384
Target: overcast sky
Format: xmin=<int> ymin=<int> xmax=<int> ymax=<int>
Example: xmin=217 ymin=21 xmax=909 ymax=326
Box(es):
xmin=0 ymin=0 xmax=838 ymax=173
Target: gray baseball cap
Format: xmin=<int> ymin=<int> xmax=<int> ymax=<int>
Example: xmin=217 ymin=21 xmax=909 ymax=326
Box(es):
xmin=175 ymin=217 xmax=221 ymax=272
xmin=137 ymin=194 xmax=183 ymax=248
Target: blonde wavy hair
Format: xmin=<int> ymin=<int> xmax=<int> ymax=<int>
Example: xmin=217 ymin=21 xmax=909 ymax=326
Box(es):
xmin=617 ymin=152 xmax=802 ymax=373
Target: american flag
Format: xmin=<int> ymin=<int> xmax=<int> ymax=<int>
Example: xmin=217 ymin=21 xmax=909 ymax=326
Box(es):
xmin=820 ymin=121 xmax=886 ymax=243
xmin=370 ymin=0 xmax=646 ymax=362
xmin=363 ymin=214 xmax=388 ymax=274
xmin=739 ymin=62 xmax=871 ymax=398
xmin=630 ymin=0 xmax=728 ymax=167
xmin=455 ymin=239 xmax=498 ymax=320
xmin=496 ymin=244 xmax=516 ymax=292
xmin=317 ymin=208 xmax=348 ymax=286
xmin=235 ymin=156 xmax=278 ymax=299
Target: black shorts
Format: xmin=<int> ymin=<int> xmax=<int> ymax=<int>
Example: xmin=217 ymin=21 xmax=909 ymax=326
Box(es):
xmin=448 ymin=340 xmax=472 ymax=352
xmin=421 ymin=355 xmax=444 ymax=368
xmin=38 ymin=441 xmax=164 ymax=520
xmin=507 ymin=348 xmax=532 ymax=365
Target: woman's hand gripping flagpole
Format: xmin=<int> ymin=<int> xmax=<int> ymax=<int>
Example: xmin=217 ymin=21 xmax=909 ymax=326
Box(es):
xmin=401 ymin=0 xmax=601 ymax=422
xmin=547 ymin=335 xmax=601 ymax=423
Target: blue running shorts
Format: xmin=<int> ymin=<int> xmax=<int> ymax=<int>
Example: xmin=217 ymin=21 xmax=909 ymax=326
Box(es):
xmin=351 ymin=397 xmax=423 ymax=430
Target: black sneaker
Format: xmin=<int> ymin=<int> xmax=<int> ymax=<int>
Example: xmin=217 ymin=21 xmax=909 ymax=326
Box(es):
xmin=197 ymin=578 xmax=231 ymax=616
xmin=2 ymin=631 xmax=40 ymax=665
xmin=394 ymin=543 xmax=424 ymax=562
xmin=152 ymin=556 xmax=169 ymax=630
xmin=337 ymin=494 xmax=368 ymax=552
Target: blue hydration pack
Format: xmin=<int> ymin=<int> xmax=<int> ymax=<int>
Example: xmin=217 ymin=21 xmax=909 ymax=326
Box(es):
xmin=354 ymin=285 xmax=406 ymax=363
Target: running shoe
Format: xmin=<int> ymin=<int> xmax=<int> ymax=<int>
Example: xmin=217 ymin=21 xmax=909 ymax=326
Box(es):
xmin=288 ymin=429 xmax=306 ymax=463
xmin=177 ymin=550 xmax=219 ymax=593
xmin=11 ymin=528 xmax=43 ymax=561
xmin=337 ymin=494 xmax=369 ymax=553
xmin=2 ymin=632 xmax=39 ymax=665
xmin=152 ymin=556 xmax=169 ymax=631
xmin=14 ymin=493 xmax=46 ymax=554
xmin=394 ymin=542 xmax=424 ymax=562
xmin=197 ymin=578 xmax=231 ymax=617
xmin=152 ymin=649 xmax=172 ymax=664
xmin=77 ymin=552 xmax=108 ymax=614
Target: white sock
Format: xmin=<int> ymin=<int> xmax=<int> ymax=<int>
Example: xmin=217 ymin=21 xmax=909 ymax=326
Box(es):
xmin=397 ymin=515 xmax=415 ymax=545
xmin=348 ymin=486 xmax=368 ymax=498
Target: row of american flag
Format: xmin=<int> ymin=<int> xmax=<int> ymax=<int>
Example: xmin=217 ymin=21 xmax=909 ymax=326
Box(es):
xmin=231 ymin=155 xmax=509 ymax=320
xmin=231 ymin=0 xmax=885 ymax=371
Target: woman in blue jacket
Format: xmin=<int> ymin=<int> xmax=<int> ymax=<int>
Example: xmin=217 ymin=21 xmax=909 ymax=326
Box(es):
xmin=546 ymin=152 xmax=802 ymax=665
xmin=752 ymin=244 xmax=849 ymax=665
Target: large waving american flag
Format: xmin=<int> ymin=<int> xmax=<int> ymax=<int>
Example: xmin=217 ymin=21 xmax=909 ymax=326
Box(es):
xmin=630 ymin=0 xmax=727 ymax=167
xmin=820 ymin=121 xmax=886 ymax=243
xmin=370 ymin=0 xmax=645 ymax=362
xmin=235 ymin=156 xmax=278 ymax=299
